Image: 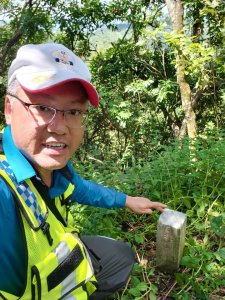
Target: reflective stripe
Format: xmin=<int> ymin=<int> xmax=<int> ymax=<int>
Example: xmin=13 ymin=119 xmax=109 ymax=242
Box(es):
xmin=62 ymin=272 xmax=76 ymax=300
xmin=63 ymin=293 xmax=76 ymax=300
xmin=0 ymin=157 xmax=45 ymax=226
xmin=54 ymin=241 xmax=70 ymax=262
xmin=54 ymin=241 xmax=77 ymax=299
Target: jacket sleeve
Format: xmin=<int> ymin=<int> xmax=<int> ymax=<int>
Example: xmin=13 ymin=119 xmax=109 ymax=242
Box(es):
xmin=68 ymin=165 xmax=127 ymax=208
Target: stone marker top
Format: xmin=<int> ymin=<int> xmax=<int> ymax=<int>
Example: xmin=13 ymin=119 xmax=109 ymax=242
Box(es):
xmin=159 ymin=208 xmax=187 ymax=229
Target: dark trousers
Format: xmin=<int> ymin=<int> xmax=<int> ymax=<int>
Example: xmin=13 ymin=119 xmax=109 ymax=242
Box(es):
xmin=81 ymin=236 xmax=135 ymax=300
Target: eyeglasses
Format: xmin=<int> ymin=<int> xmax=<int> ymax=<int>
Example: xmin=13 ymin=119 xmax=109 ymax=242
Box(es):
xmin=8 ymin=93 xmax=88 ymax=129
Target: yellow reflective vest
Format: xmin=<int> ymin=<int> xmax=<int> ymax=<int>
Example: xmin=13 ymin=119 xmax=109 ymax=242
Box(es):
xmin=0 ymin=154 xmax=97 ymax=300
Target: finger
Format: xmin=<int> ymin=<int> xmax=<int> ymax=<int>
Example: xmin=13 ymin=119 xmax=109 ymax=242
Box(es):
xmin=151 ymin=201 xmax=167 ymax=207
xmin=155 ymin=206 xmax=166 ymax=213
xmin=151 ymin=204 xmax=167 ymax=212
xmin=140 ymin=208 xmax=152 ymax=214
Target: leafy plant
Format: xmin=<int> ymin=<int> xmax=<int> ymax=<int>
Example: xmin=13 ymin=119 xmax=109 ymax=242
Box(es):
xmin=72 ymin=131 xmax=225 ymax=299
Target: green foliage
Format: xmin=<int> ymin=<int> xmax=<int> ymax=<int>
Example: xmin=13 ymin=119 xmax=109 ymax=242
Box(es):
xmin=83 ymin=37 xmax=178 ymax=166
xmin=211 ymin=214 xmax=225 ymax=237
xmin=72 ymin=131 xmax=225 ymax=299
xmin=165 ymin=31 xmax=214 ymax=82
xmin=1 ymin=0 xmax=225 ymax=298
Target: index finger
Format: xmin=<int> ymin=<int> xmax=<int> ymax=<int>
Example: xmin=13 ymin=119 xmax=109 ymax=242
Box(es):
xmin=151 ymin=202 xmax=167 ymax=212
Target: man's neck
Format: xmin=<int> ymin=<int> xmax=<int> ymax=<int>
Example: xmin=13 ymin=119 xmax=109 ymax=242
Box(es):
xmin=33 ymin=165 xmax=53 ymax=187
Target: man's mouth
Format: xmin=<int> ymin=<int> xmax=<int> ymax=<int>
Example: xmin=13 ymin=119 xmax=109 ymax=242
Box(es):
xmin=44 ymin=143 xmax=66 ymax=149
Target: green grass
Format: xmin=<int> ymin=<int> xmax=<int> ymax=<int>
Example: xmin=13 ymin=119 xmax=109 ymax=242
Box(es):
xmin=71 ymin=135 xmax=225 ymax=299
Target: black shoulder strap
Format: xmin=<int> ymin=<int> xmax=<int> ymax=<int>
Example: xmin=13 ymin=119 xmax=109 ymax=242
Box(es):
xmin=30 ymin=176 xmax=67 ymax=227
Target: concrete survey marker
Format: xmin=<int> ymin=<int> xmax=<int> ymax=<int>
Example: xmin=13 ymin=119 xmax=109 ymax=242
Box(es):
xmin=156 ymin=209 xmax=187 ymax=274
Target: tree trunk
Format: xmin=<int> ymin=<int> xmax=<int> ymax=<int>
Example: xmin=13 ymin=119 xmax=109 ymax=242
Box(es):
xmin=165 ymin=0 xmax=197 ymax=139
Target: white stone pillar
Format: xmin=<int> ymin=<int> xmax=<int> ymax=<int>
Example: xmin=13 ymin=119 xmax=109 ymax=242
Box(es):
xmin=156 ymin=209 xmax=187 ymax=273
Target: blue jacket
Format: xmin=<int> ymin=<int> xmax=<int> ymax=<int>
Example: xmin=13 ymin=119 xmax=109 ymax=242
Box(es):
xmin=0 ymin=125 xmax=126 ymax=296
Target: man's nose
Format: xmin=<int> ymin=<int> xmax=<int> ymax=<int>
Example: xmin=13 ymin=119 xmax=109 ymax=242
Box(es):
xmin=47 ymin=111 xmax=68 ymax=134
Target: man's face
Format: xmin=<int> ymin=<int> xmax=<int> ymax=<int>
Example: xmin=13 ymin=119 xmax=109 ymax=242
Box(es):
xmin=5 ymin=81 xmax=89 ymax=182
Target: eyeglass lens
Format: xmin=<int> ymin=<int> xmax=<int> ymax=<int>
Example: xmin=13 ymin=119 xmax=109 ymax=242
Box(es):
xmin=28 ymin=105 xmax=87 ymax=128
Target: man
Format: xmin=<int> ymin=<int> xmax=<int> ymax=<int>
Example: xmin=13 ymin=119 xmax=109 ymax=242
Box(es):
xmin=0 ymin=43 xmax=166 ymax=300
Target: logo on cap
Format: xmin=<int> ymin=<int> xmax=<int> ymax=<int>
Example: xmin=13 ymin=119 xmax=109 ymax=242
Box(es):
xmin=53 ymin=50 xmax=74 ymax=67
xmin=31 ymin=72 xmax=56 ymax=84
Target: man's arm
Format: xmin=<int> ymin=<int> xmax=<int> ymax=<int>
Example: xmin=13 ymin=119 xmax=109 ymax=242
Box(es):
xmin=70 ymin=166 xmax=166 ymax=213
xmin=125 ymin=196 xmax=167 ymax=214
xmin=71 ymin=170 xmax=126 ymax=208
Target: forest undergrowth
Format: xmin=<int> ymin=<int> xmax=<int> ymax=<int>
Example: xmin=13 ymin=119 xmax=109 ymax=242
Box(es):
xmin=71 ymin=135 xmax=225 ymax=300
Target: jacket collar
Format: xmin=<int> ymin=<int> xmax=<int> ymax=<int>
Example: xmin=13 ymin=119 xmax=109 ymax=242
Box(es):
xmin=2 ymin=125 xmax=36 ymax=183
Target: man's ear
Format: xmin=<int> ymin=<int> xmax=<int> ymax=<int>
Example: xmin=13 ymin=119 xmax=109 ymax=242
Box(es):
xmin=4 ymin=95 xmax=13 ymax=125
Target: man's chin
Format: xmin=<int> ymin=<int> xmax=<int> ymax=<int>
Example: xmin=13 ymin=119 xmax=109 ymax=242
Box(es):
xmin=33 ymin=160 xmax=67 ymax=172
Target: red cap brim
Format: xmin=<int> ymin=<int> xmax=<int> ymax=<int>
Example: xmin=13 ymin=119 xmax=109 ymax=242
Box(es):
xmin=20 ymin=78 xmax=99 ymax=107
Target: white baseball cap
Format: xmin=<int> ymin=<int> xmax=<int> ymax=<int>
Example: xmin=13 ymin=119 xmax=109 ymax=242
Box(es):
xmin=8 ymin=43 xmax=99 ymax=106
